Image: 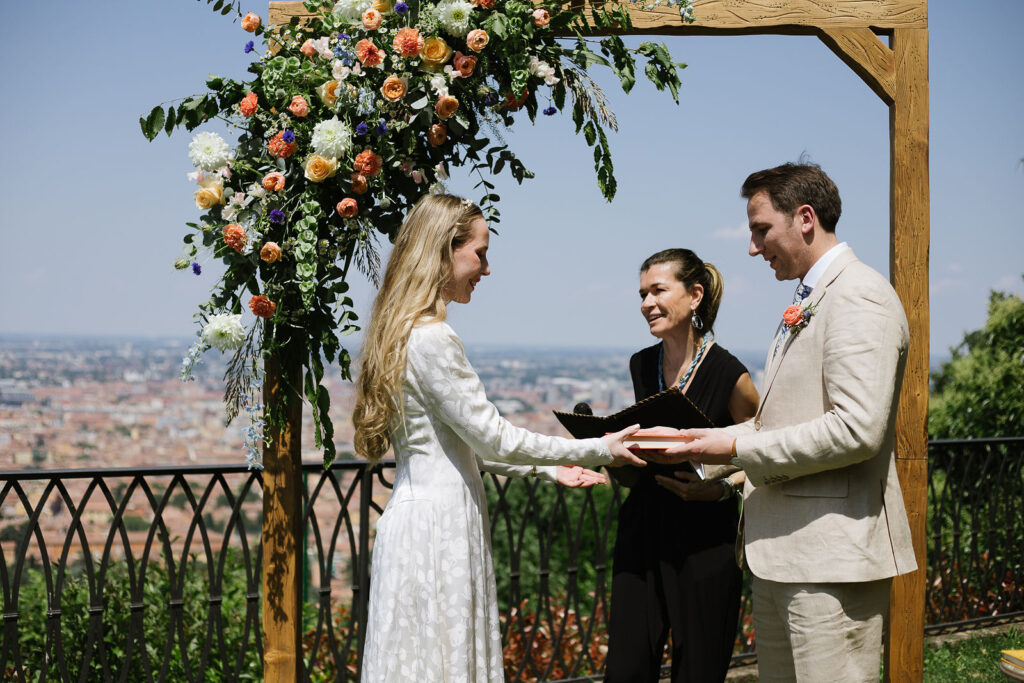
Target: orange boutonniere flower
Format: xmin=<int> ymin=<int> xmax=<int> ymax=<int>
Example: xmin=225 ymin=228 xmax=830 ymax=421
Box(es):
xmin=782 ymin=302 xmax=816 ymax=333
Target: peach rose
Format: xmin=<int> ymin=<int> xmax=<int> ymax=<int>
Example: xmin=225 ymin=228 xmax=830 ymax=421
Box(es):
xmin=452 ymin=52 xmax=477 ymax=78
xmin=434 ymin=95 xmax=459 ymax=120
xmin=249 ymin=295 xmax=277 ymax=318
xmin=239 ymin=92 xmax=258 ymax=117
xmin=381 ymin=75 xmax=407 ymax=101
xmin=336 ymin=198 xmax=359 ymax=217
xmin=393 ymin=27 xmax=425 ymax=58
xmin=194 ymin=175 xmax=225 ymax=210
xmin=466 ymin=29 xmax=489 ymax=53
xmin=262 ymin=171 xmax=286 ymax=192
xmin=420 ymin=37 xmax=453 ymax=70
xmin=304 ymin=154 xmax=339 ymax=183
xmin=223 ymin=224 xmax=247 ymax=253
xmin=241 ymin=13 xmax=261 ymax=32
xmin=532 ymin=8 xmax=550 ymax=26
xmin=782 ymin=305 xmax=804 ymax=327
xmin=260 ymin=242 xmax=282 ymax=263
xmin=473 ymin=0 xmax=495 ymax=8
xmin=427 ymin=123 xmax=447 ymax=147
xmin=288 ymin=95 xmax=309 ymax=117
xmin=362 ymin=8 xmax=383 ymax=30
xmin=354 ymin=149 xmax=383 ymax=177
xmin=355 ymin=39 xmax=384 ymax=67
xmin=350 ymin=173 xmax=369 ymax=194
xmin=300 ymin=39 xmax=318 ymax=58
xmin=267 ymin=131 xmax=298 ymax=159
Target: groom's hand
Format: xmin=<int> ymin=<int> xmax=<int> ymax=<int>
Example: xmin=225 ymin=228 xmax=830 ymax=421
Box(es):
xmin=645 ymin=428 xmax=735 ymax=466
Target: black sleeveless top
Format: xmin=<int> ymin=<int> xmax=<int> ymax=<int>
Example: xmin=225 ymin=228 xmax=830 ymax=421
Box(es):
xmin=614 ymin=342 xmax=748 ymax=562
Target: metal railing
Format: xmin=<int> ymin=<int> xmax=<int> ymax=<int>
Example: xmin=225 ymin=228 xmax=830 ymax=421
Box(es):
xmin=1 ymin=437 xmax=1021 ymax=681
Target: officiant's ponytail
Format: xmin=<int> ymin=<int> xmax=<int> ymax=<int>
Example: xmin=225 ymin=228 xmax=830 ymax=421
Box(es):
xmin=640 ymin=248 xmax=724 ymax=333
xmin=354 ymin=194 xmax=483 ymax=463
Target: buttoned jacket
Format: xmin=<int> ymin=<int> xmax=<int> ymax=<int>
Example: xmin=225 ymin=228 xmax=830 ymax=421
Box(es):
xmin=725 ymin=249 xmax=917 ymax=583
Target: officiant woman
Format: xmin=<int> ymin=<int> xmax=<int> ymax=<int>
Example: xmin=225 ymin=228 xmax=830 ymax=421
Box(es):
xmin=604 ymin=248 xmax=760 ymax=682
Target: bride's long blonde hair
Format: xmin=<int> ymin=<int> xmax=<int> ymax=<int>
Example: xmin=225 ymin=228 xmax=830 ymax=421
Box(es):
xmin=353 ymin=194 xmax=484 ymax=463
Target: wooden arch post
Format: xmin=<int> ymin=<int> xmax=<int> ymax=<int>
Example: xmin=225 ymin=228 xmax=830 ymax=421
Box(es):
xmin=264 ymin=1 xmax=930 ymax=680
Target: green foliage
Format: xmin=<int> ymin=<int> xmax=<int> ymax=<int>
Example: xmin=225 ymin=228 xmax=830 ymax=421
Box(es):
xmin=929 ymin=280 xmax=1024 ymax=438
xmin=923 ymin=627 xmax=1024 ymax=682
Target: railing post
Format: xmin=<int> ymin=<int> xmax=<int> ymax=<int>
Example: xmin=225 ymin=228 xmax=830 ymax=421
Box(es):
xmin=262 ymin=335 xmax=305 ymax=682
xmin=355 ymin=463 xmax=374 ymax=676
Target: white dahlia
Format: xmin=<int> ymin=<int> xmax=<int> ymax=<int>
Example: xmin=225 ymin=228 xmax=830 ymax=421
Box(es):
xmin=333 ymin=0 xmax=373 ymax=25
xmin=437 ymin=0 xmax=475 ymax=35
xmin=188 ymin=131 xmax=231 ymax=171
xmin=311 ymin=117 xmax=353 ymax=159
xmin=202 ymin=314 xmax=246 ymax=352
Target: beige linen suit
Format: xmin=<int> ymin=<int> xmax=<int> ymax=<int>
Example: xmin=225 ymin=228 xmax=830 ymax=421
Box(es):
xmin=726 ymin=249 xmax=917 ymax=680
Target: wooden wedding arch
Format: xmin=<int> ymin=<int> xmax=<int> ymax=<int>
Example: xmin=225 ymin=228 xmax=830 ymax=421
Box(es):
xmin=261 ymin=0 xmax=930 ymax=680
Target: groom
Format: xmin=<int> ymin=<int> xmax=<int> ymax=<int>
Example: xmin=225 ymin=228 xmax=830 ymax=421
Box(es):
xmin=662 ymin=162 xmax=917 ymax=681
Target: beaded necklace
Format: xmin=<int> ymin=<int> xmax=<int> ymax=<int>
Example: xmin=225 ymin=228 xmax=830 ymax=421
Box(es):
xmin=657 ymin=336 xmax=708 ymax=392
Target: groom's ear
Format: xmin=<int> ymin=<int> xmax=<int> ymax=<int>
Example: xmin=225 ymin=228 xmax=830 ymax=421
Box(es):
xmin=795 ymin=204 xmax=816 ymax=235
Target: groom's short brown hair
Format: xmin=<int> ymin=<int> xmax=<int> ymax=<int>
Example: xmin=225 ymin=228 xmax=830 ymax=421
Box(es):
xmin=741 ymin=162 xmax=842 ymax=233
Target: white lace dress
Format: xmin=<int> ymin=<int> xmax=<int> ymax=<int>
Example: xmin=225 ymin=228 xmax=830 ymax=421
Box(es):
xmin=361 ymin=321 xmax=613 ymax=682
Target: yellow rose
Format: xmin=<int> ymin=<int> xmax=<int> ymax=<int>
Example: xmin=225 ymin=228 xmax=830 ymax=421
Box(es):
xmin=372 ymin=0 xmax=392 ymax=12
xmin=318 ymin=80 xmax=341 ymax=105
xmin=194 ymin=175 xmax=224 ymax=210
xmin=304 ymin=155 xmax=339 ymax=183
xmin=420 ymin=37 xmax=453 ymax=71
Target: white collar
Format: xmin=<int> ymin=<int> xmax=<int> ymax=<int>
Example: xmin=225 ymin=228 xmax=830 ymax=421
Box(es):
xmin=801 ymin=242 xmax=848 ymax=290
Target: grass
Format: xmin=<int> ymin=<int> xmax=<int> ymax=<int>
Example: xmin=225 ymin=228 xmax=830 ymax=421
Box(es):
xmin=923 ymin=626 xmax=1024 ymax=682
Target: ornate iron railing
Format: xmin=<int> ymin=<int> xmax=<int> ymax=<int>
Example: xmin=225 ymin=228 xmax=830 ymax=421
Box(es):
xmin=1 ymin=437 xmax=1021 ymax=681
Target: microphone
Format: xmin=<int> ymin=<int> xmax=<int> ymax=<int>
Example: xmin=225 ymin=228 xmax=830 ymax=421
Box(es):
xmin=573 ymin=402 xmax=593 ymax=415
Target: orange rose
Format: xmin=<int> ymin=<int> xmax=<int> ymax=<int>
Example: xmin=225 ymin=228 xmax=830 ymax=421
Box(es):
xmin=354 ymin=149 xmax=383 ymax=177
xmin=267 ymin=131 xmax=297 ymax=159
xmin=262 ymin=172 xmax=286 ymax=192
xmin=452 ymin=52 xmax=477 ymax=78
xmin=260 ymin=242 xmax=282 ymax=263
xmin=782 ymin=305 xmax=804 ymax=327
xmin=427 ymin=123 xmax=447 ymax=147
xmin=249 ymin=295 xmax=277 ymax=318
xmin=336 ymin=198 xmax=359 ymax=218
xmin=532 ymin=8 xmax=550 ymax=26
xmin=350 ymin=173 xmax=369 ymax=194
xmin=288 ymin=95 xmax=309 ymax=117
xmin=434 ymin=95 xmax=459 ymax=120
xmin=381 ymin=75 xmax=407 ymax=101
xmin=420 ymin=37 xmax=453 ymax=70
xmin=393 ymin=27 xmax=425 ymax=58
xmin=466 ymin=29 xmax=489 ymax=53
xmin=474 ymin=0 xmax=495 ymax=8
xmin=304 ymin=154 xmax=339 ymax=183
xmin=223 ymin=224 xmax=247 ymax=253
xmin=355 ymin=39 xmax=384 ymax=67
xmin=239 ymin=92 xmax=258 ymax=117
xmin=241 ymin=13 xmax=261 ymax=32
xmin=300 ymin=39 xmax=317 ymax=58
xmin=362 ymin=8 xmax=383 ymax=30
xmin=504 ymin=87 xmax=528 ymax=109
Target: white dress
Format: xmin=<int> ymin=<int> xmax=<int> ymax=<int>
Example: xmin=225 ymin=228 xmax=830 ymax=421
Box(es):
xmin=361 ymin=321 xmax=612 ymax=682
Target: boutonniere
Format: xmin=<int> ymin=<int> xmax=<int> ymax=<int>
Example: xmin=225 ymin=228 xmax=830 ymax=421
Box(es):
xmin=782 ymin=302 xmax=817 ymax=334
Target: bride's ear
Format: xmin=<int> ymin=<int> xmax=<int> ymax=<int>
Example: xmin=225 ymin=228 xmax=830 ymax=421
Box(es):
xmin=689 ymin=283 xmax=704 ymax=310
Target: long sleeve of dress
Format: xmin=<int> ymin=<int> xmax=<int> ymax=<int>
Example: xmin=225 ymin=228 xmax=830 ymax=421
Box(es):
xmin=407 ymin=322 xmax=613 ymax=469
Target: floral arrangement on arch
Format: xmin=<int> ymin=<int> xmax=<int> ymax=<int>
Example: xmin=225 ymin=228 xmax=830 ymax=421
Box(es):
xmin=142 ymin=0 xmax=693 ymax=467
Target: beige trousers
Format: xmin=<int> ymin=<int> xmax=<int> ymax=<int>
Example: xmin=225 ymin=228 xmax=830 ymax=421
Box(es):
xmin=752 ymin=576 xmax=892 ymax=683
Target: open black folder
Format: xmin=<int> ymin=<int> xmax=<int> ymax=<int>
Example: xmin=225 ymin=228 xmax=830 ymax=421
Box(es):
xmin=553 ymin=388 xmax=715 ymax=481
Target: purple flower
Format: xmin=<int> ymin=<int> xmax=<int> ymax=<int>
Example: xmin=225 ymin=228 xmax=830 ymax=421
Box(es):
xmin=192 ymin=262 xmax=202 ymax=275
xmin=269 ymin=209 xmax=285 ymax=225
xmin=395 ymin=2 xmax=408 ymax=13
xmin=281 ymin=130 xmax=295 ymax=143
xmin=483 ymin=92 xmax=499 ymax=106
xmin=543 ymin=106 xmax=557 ymax=116
xmin=356 ymin=122 xmax=369 ymax=136
xmin=337 ymin=32 xmax=350 ymax=41
xmin=376 ymin=122 xmax=388 ymax=135
xmin=244 ymin=40 xmax=255 ymax=54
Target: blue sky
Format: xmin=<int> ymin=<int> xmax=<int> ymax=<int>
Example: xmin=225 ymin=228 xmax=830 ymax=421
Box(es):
xmin=1 ymin=1 xmax=1021 ymax=362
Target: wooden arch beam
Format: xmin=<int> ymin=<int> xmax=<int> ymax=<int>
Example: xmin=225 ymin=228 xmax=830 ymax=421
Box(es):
xmin=819 ymin=28 xmax=896 ymax=105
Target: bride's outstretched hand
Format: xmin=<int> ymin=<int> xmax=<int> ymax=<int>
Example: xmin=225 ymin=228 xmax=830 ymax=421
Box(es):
xmin=556 ymin=465 xmax=608 ymax=488
xmin=601 ymin=424 xmax=646 ymax=468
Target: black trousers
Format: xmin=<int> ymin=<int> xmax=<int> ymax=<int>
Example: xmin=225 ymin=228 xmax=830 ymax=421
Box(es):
xmin=604 ymin=490 xmax=742 ymax=683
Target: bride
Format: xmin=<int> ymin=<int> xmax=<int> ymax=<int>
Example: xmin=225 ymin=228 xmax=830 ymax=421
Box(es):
xmin=353 ymin=194 xmax=643 ymax=681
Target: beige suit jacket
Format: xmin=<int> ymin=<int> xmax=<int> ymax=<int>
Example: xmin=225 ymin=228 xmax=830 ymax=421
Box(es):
xmin=725 ymin=249 xmax=917 ymax=583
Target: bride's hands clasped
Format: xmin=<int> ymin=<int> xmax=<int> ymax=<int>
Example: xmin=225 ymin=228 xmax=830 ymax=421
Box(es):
xmin=601 ymin=424 xmax=647 ymax=468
